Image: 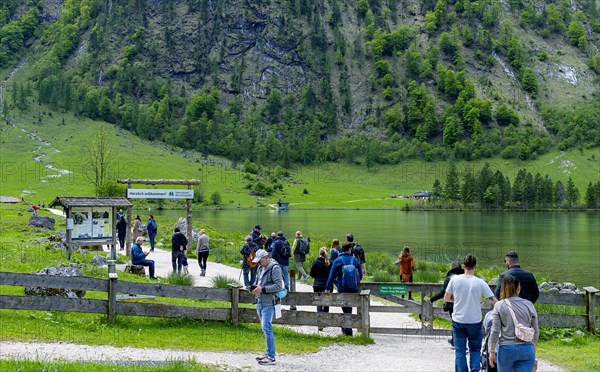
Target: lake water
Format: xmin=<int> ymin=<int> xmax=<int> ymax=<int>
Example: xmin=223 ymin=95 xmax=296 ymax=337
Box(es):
xmin=152 ymin=209 xmax=600 ymax=289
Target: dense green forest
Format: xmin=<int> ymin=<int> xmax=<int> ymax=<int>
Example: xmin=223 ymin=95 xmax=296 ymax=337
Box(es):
xmin=1 ymin=0 xmax=599 ymax=168
xmin=429 ymin=162 xmax=600 ymax=209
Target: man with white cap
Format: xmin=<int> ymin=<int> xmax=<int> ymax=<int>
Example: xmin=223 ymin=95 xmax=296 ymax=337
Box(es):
xmin=250 ymin=249 xmax=284 ymax=366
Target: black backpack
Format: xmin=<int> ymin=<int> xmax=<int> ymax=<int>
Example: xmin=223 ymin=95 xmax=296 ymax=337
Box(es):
xmin=296 ymin=238 xmax=310 ymax=255
xmin=280 ymin=240 xmax=291 ymax=258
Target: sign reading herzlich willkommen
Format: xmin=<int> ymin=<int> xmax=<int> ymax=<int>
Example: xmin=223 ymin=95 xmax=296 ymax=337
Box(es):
xmin=127 ymin=189 xmax=194 ymax=199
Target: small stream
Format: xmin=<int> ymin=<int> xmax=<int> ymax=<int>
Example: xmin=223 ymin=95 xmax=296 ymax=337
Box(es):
xmin=0 ymin=60 xmax=72 ymax=193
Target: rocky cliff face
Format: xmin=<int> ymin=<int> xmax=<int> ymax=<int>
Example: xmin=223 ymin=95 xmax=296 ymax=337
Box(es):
xmin=35 ymin=0 xmax=600 ymax=134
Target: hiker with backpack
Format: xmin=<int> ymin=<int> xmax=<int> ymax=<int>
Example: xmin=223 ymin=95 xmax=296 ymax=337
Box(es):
xmin=270 ymin=231 xmax=291 ymax=290
xmin=241 ymin=235 xmax=259 ymax=288
xmin=325 ymin=241 xmax=363 ymax=336
xmin=346 ymin=233 xmax=367 ymax=276
xmin=292 ymin=231 xmax=310 ymax=280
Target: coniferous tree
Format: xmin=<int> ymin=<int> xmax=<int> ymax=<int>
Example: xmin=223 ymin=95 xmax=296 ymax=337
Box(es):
xmin=566 ymin=178 xmax=580 ymax=207
xmin=444 ymin=163 xmax=460 ymax=201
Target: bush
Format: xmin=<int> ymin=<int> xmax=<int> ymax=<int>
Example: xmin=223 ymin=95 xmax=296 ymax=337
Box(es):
xmin=165 ymin=271 xmax=194 ymax=286
xmin=211 ymin=274 xmax=241 ymax=288
xmin=210 ymin=191 xmax=222 ymax=205
xmin=96 ymin=181 xmax=125 ymax=197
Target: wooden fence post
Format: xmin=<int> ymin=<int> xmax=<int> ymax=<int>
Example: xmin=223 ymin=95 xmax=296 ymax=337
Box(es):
xmin=421 ymin=285 xmax=434 ymax=333
xmin=359 ymin=289 xmax=370 ymax=339
xmin=230 ymin=284 xmax=240 ymax=326
xmin=107 ymin=260 xmax=117 ymax=324
xmin=289 ymin=270 xmax=296 ymax=310
xmin=584 ymin=286 xmax=598 ymax=334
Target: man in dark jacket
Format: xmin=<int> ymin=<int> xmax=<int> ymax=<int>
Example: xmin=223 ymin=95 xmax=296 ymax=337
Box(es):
xmin=325 ymin=242 xmax=363 ymax=336
xmin=250 ymin=224 xmax=264 ymax=250
xmin=430 ymin=261 xmax=464 ymax=347
xmin=116 ymin=217 xmax=127 ymax=250
xmin=146 ymin=215 xmax=157 ymax=252
xmin=494 ymin=251 xmax=539 ymax=303
xmin=270 ymin=231 xmax=290 ymax=290
xmin=171 ymin=227 xmax=188 ymax=273
xmin=346 ymin=233 xmax=367 ymax=276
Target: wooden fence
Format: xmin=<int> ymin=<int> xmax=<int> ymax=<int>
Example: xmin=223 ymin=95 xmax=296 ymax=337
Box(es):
xmin=0 ymin=272 xmax=598 ymax=338
xmin=0 ymin=272 xmax=371 ymax=338
xmin=362 ymin=282 xmax=600 ymax=335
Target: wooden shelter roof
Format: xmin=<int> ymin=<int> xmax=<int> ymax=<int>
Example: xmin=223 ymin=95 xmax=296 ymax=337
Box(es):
xmin=49 ymin=197 xmax=132 ymax=208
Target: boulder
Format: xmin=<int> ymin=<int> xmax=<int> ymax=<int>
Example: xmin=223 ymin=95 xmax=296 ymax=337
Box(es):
xmin=174 ymin=217 xmax=200 ymax=243
xmin=48 ymin=232 xmax=66 ymax=241
xmin=28 ymin=216 xmax=55 ymax=230
xmin=90 ymin=255 xmax=107 ymax=267
xmin=24 ymin=266 xmax=86 ymax=298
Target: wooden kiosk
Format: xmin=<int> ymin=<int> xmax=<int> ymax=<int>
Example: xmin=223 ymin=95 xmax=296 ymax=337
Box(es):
xmin=48 ymin=196 xmax=132 ymax=260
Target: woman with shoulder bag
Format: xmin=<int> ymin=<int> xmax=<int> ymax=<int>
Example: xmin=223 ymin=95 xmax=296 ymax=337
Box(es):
xmin=489 ymin=274 xmax=538 ymax=372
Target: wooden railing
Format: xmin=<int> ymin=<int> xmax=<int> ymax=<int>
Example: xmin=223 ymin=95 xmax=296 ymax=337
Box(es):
xmin=361 ymin=282 xmax=600 ymax=335
xmin=1 ymin=272 xmax=597 ymax=339
xmin=0 ymin=272 xmax=371 ymax=339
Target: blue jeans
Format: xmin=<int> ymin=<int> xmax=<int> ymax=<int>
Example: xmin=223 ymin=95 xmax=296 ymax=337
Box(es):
xmin=148 ymin=233 xmax=156 ymax=250
xmin=257 ymin=302 xmax=276 ymax=358
xmin=242 ymin=264 xmax=257 ymax=286
xmin=452 ymin=320 xmax=482 ymax=372
xmin=172 ymin=250 xmax=184 ymax=272
xmin=134 ymin=259 xmax=155 ymax=278
xmin=498 ymin=343 xmax=535 ymax=372
xmin=280 ymin=265 xmax=289 ymax=290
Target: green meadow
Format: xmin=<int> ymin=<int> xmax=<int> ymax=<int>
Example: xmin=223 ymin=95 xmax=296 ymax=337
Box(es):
xmin=1 ymin=104 xmax=598 ymax=208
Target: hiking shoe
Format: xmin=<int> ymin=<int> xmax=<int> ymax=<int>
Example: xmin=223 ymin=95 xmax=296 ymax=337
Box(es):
xmin=258 ymin=356 xmax=276 ymax=365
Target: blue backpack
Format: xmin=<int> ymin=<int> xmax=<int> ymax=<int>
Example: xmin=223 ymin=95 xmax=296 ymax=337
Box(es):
xmin=340 ymin=255 xmax=359 ymax=291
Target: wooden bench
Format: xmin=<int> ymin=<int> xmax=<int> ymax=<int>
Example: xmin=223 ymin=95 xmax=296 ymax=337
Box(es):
xmin=124 ymin=262 xmax=146 ymax=277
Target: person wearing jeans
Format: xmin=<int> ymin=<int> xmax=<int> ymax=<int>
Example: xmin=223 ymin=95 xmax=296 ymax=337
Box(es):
xmin=489 ymin=275 xmax=539 ymax=372
xmin=452 ymin=320 xmax=483 ymax=371
xmin=171 ymin=227 xmax=188 ymax=273
xmin=130 ymin=237 xmax=158 ymax=279
xmin=240 ymin=236 xmax=258 ymax=287
xmin=445 ymin=254 xmax=497 ymax=372
xmin=250 ymin=249 xmax=283 ymax=366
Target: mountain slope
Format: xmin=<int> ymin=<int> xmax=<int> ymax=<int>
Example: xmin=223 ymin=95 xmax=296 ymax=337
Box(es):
xmin=2 ymin=0 xmax=599 ymax=168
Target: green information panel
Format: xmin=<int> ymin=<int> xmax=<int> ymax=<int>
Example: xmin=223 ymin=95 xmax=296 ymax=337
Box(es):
xmin=378 ymin=284 xmax=408 ymax=295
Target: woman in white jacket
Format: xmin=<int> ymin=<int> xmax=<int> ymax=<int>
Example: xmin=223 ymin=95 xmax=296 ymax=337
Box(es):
xmin=488 ymin=274 xmax=539 ymax=372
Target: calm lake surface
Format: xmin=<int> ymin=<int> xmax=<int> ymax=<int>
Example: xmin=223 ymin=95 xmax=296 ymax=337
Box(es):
xmin=153 ymin=209 xmax=600 ymax=288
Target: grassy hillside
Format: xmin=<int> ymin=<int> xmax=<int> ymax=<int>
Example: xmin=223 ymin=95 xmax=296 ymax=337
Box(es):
xmin=1 ymin=98 xmax=598 ymax=208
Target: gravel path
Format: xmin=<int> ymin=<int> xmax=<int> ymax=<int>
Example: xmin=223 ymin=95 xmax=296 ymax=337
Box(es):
xmin=0 ymin=242 xmax=564 ymax=371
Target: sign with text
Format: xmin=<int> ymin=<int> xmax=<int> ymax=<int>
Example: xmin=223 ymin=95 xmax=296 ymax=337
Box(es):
xmin=71 ymin=207 xmax=112 ymax=240
xmin=127 ymin=189 xmax=194 ymax=199
xmin=378 ymin=284 xmax=408 ymax=296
